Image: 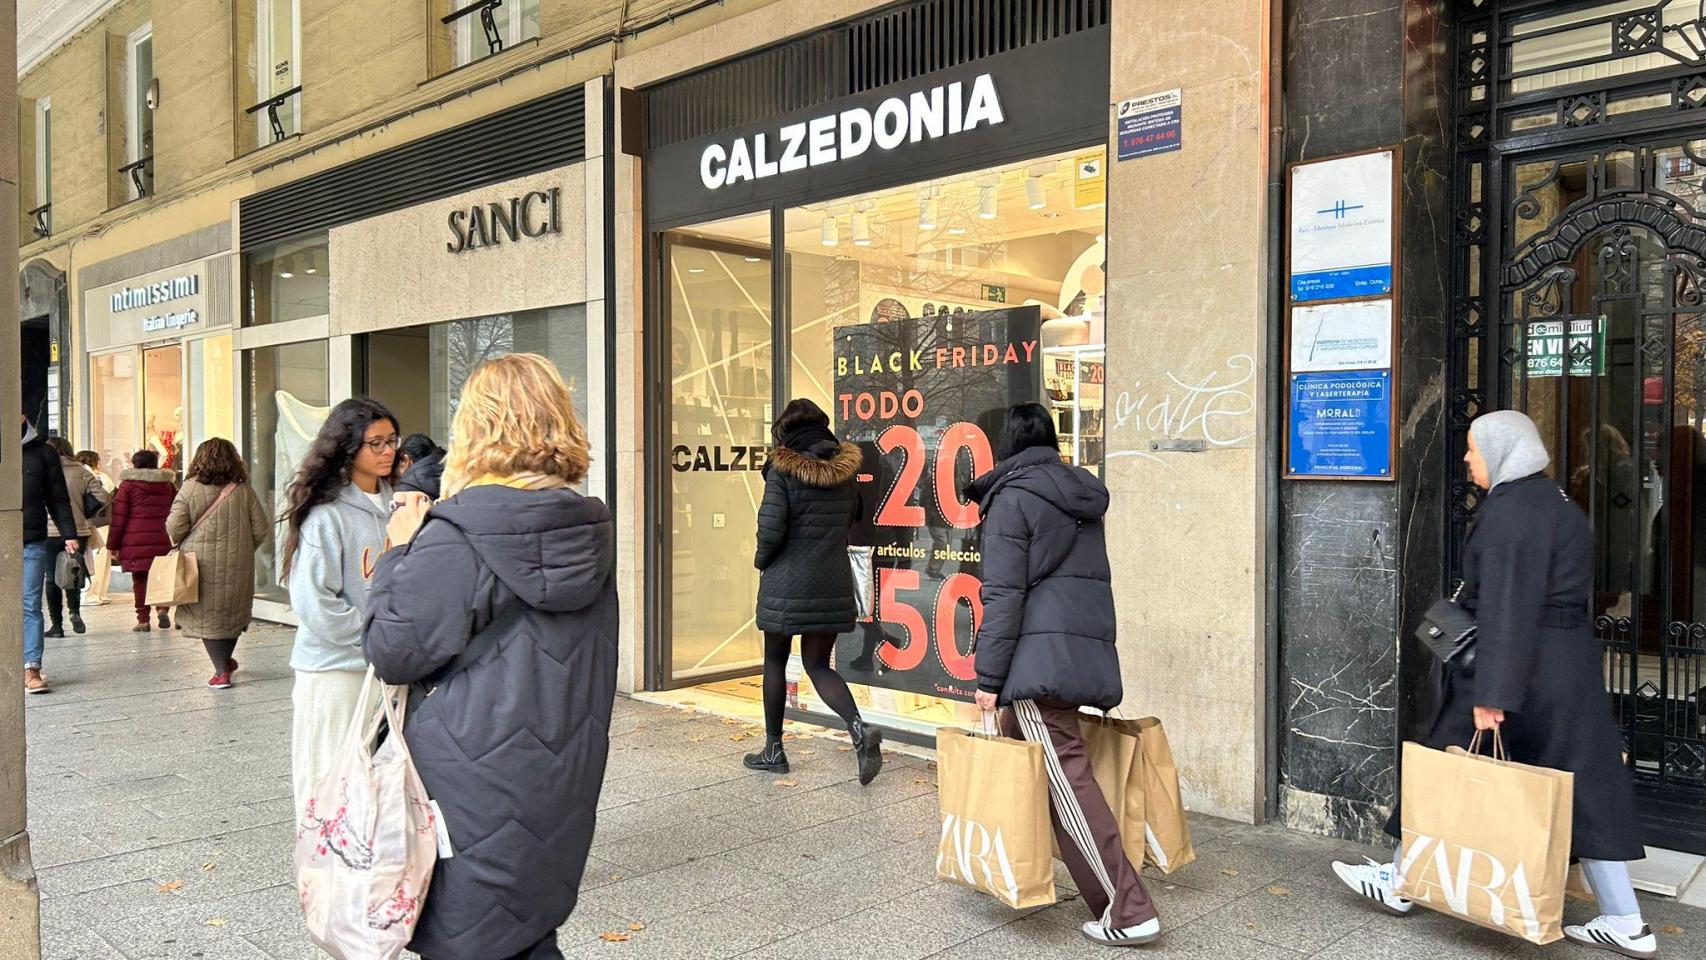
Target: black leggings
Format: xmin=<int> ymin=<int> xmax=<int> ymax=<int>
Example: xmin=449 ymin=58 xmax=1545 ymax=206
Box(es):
xmin=203 ymin=639 xmax=238 ymax=672
xmin=763 ymin=632 xmax=860 ymax=738
xmin=44 ymin=538 xmax=80 ymax=625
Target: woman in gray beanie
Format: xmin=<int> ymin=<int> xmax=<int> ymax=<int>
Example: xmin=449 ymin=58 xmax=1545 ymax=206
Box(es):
xmin=1333 ymin=410 xmax=1656 ymax=958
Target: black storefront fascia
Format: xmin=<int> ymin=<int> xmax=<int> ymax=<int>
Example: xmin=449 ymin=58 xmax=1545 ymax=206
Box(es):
xmin=638 ymin=24 xmax=1110 ymax=711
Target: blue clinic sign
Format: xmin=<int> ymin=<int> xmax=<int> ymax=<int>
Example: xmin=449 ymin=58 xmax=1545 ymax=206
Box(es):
xmin=1116 ymin=89 xmax=1181 ymax=161
xmin=1289 ymin=151 xmax=1394 ymax=302
xmin=1288 ymin=371 xmax=1393 ymax=478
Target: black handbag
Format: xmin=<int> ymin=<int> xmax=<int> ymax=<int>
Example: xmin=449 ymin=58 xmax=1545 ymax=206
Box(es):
xmin=1415 ymin=582 xmax=1477 ymax=669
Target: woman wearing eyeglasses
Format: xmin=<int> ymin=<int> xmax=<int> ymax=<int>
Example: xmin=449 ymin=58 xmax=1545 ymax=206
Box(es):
xmin=279 ymin=397 xmax=401 ymax=815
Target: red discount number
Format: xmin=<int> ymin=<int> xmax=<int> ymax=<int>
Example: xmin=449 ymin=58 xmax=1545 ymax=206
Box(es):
xmin=868 ymin=424 xmax=993 ymax=683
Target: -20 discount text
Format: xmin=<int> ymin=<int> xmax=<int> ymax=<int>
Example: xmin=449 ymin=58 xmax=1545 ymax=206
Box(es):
xmin=832 ymin=307 xmax=1043 ymax=701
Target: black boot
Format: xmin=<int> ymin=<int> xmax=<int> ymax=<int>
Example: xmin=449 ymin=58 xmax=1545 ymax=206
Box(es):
xmin=45 ymin=623 xmax=64 ymax=640
xmin=849 ymin=719 xmax=884 ymax=786
xmin=70 ymin=613 xmax=86 ymax=635
xmin=743 ymin=736 xmax=790 ymax=774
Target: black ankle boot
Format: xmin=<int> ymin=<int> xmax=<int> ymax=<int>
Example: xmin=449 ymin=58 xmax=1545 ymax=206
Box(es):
xmin=70 ymin=614 xmax=86 ymax=635
xmin=849 ymin=719 xmax=884 ymax=786
xmin=743 ymin=736 xmax=789 ymax=774
xmin=45 ymin=623 xmax=64 ymax=639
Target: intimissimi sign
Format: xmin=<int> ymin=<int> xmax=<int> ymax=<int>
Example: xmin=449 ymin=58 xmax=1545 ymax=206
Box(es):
xmin=643 ymin=28 xmax=1110 ymax=226
xmin=698 ymin=75 xmax=1004 ymax=190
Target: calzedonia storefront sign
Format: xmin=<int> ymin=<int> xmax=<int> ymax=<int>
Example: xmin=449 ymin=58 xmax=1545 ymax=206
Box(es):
xmin=645 ymin=29 xmax=1110 ymax=225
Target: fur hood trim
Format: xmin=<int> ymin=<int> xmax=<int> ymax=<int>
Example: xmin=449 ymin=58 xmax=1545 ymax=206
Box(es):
xmin=119 ymin=468 xmax=178 ymax=484
xmin=768 ymin=442 xmax=862 ymax=488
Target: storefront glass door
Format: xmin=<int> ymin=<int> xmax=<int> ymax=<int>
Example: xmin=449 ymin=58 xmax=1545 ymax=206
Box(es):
xmin=142 ymin=343 xmax=184 ymax=472
xmin=89 ymin=351 xmax=138 ymax=480
xmin=187 ymin=334 xmax=236 ymax=459
xmin=661 ymin=212 xmax=773 ymax=683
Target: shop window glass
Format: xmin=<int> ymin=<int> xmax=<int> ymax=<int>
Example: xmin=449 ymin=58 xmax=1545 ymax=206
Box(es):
xmin=188 ymin=335 xmax=236 ymax=459
xmin=90 ymin=351 xmax=138 ymax=483
xmin=238 ymin=0 xmax=302 ymax=152
xmin=247 ymin=236 xmax=329 ymax=325
xmin=665 ymin=212 xmax=773 ymax=682
xmin=781 ymin=147 xmax=1107 ymax=733
xmin=143 ymin=343 xmax=184 ymax=473
xmin=246 ymin=341 xmax=331 ymax=601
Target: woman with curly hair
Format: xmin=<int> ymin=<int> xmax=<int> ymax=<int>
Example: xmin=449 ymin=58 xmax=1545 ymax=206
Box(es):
xmin=168 ymin=438 xmax=271 ymax=689
xmin=281 ymin=398 xmax=400 ymax=814
xmin=364 ymin=354 xmax=616 ymax=960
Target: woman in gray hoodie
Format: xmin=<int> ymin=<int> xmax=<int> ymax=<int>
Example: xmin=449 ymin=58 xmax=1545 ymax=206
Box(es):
xmin=280 ymin=398 xmax=400 ymax=814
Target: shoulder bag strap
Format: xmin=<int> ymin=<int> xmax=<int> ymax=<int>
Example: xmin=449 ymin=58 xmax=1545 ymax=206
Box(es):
xmin=184 ymin=483 xmax=239 ymax=544
xmin=420 ymin=602 xmax=530 ymax=691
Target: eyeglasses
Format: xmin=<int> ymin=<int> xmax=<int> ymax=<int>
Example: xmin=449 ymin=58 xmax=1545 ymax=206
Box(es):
xmin=363 ymin=435 xmax=402 ymax=454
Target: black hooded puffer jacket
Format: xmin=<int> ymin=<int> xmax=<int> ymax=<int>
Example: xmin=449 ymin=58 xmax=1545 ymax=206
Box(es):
xmin=363 ymin=484 xmax=617 ymax=960
xmin=966 ymin=446 xmax=1121 ymax=709
xmin=754 ymin=440 xmax=862 ymax=636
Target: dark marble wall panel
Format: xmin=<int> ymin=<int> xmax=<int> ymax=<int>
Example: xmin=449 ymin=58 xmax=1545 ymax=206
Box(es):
xmin=1276 ymin=0 xmax=1452 ymax=843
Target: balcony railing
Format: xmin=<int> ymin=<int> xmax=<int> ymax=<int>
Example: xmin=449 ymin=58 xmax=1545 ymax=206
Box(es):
xmin=245 ymin=85 xmax=304 ymax=145
xmin=444 ymin=0 xmax=508 ymax=58
xmin=118 ymin=155 xmax=154 ymax=199
xmin=27 ymin=202 xmax=51 ymax=239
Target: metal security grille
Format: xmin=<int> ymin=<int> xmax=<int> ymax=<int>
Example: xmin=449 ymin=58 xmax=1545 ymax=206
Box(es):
xmin=240 ymin=88 xmax=586 ymax=250
xmin=643 ymin=0 xmax=1109 ymax=150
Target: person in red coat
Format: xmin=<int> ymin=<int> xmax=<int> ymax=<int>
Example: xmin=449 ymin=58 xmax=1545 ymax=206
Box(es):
xmin=106 ymin=450 xmax=179 ymax=632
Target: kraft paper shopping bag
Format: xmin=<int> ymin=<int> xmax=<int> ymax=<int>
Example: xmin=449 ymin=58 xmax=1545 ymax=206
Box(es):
xmin=1393 ymin=737 xmax=1573 ymax=945
xmin=1134 ymin=716 xmax=1195 ymax=873
xmin=1075 ymin=714 xmax=1148 ymax=871
xmin=935 ymin=725 xmax=1057 ymax=909
xmin=145 ymin=550 xmax=199 ymax=606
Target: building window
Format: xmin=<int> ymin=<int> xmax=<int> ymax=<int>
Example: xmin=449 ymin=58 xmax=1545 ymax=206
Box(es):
xmin=246 ymin=340 xmax=331 ymax=602
xmin=451 ymin=0 xmax=539 ymax=68
xmin=124 ymin=24 xmax=155 ymax=199
xmin=31 ymin=98 xmax=51 ymax=238
xmin=250 ymin=0 xmax=302 ymax=146
xmin=245 ymin=236 xmax=330 ymax=326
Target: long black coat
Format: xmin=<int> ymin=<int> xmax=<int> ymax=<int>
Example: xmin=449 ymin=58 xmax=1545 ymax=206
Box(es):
xmin=395 ymin=451 xmax=446 ymax=500
xmin=754 ymin=441 xmax=862 ymax=636
xmin=364 ymin=485 xmax=618 ymax=960
xmin=966 ymin=447 xmax=1121 ymax=709
xmin=1392 ymin=473 xmax=1644 ymax=862
xmin=22 ymin=435 xmax=75 ymax=544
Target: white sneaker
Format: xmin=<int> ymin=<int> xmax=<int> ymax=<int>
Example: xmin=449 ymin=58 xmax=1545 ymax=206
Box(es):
xmin=1332 ymin=858 xmax=1414 ymax=915
xmin=1564 ymin=916 xmax=1658 ymax=959
xmin=1080 ymin=917 xmax=1161 ymax=947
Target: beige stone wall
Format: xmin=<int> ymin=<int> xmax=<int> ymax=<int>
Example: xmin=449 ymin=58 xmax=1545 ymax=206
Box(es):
xmin=153 ymin=0 xmax=234 ymax=195
xmin=1100 ymin=1 xmax=1272 ymax=821
xmin=329 ymin=165 xmax=590 ymax=336
xmin=17 ymin=20 xmax=109 ymax=238
xmin=300 ymin=0 xmax=427 ymax=133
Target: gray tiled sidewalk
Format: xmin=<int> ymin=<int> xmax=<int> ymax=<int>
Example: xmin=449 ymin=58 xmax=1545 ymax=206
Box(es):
xmin=25 ymin=600 xmax=1706 ymax=959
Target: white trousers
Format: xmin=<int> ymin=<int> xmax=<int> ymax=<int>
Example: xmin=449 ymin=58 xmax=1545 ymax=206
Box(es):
xmin=291 ymin=668 xmax=369 ymax=818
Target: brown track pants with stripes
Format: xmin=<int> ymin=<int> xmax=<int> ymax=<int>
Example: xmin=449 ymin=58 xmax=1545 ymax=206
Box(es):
xmin=1001 ymin=699 xmax=1159 ymax=930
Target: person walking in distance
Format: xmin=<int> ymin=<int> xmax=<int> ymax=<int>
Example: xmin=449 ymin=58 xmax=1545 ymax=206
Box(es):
xmin=105 ymin=450 xmax=179 ymax=633
xmin=168 ymin=439 xmax=271 ymax=690
xmin=744 ymin=398 xmax=883 ymax=784
xmin=968 ymin=402 xmax=1160 ymax=948
xmin=21 ymin=414 xmax=80 ymax=694
xmin=394 ymin=433 xmax=447 ymax=501
xmin=76 ymin=450 xmax=116 ymax=607
xmin=365 ymin=355 xmax=617 ymax=960
xmin=1333 ymin=411 xmax=1656 ymax=958
xmin=44 ymin=437 xmax=106 ymax=639
xmin=281 ymin=399 xmax=399 ymax=815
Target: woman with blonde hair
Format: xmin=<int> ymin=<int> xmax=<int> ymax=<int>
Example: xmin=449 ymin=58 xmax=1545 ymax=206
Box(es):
xmin=364 ymin=353 xmax=617 ymax=960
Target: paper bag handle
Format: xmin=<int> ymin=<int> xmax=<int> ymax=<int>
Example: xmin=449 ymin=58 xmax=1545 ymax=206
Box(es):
xmin=979 ymin=709 xmax=999 ymax=737
xmin=1466 ymin=727 xmax=1508 ymax=762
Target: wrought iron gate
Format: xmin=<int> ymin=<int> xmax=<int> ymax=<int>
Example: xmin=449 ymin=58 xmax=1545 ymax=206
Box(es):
xmin=1451 ymin=0 xmax=1706 ymax=851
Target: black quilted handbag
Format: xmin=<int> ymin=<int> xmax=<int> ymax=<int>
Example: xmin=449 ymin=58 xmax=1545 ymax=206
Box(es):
xmin=1415 ymin=582 xmax=1477 ymax=670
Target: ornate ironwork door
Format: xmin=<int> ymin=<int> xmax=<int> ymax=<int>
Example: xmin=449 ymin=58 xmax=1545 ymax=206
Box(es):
xmin=1453 ymin=1 xmax=1706 ymax=853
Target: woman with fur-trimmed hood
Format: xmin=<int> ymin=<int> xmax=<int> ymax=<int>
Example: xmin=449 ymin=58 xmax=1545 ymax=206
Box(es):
xmin=744 ymin=398 xmax=883 ymax=785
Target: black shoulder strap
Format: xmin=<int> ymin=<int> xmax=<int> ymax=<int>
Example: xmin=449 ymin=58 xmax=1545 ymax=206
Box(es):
xmin=422 ymin=601 xmax=529 ymax=688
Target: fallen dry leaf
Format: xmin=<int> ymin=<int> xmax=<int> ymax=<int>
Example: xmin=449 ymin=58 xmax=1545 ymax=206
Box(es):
xmin=927 ymin=761 xmax=938 ymax=771
xmin=609 ymin=873 xmax=623 ymax=881
xmin=722 ymin=717 xmax=741 ymax=726
xmin=156 ymin=880 xmax=184 ymax=893
xmin=627 ymin=922 xmax=646 ymax=932
xmin=598 ymin=931 xmax=633 ymax=943
xmin=1661 ymin=924 xmax=1684 ymax=935
xmin=1266 ymin=885 xmax=1291 ymax=897
xmin=729 ymin=733 xmax=748 ymax=742
xmin=689 ymin=735 xmax=706 ymax=743
xmin=775 ymin=779 xmax=799 ymax=788
xmin=680 ymin=701 xmax=697 ymax=706
xmin=200 ymin=861 xmax=216 ymax=872
xmin=206 ymin=918 xmax=228 ymax=927
xmin=782 ymin=733 xmax=798 ymax=742
xmin=1221 ymin=868 xmax=1240 ymax=877
xmin=838 ymin=745 xmax=854 ymax=752
xmin=914 ymin=778 xmax=932 ymax=785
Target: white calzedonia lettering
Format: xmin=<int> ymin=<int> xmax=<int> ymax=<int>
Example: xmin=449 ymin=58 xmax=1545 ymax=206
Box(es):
xmin=1397 ymin=832 xmax=1544 ymax=940
xmin=936 ymin=812 xmax=1022 ymax=907
xmin=699 ymin=73 xmax=1005 ymax=190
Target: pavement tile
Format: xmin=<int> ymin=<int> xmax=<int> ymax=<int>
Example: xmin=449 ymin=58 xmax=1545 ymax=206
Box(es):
xmin=561 ymin=901 xmax=795 ymax=959
xmin=1188 ymin=879 xmax=1375 ymax=953
xmin=38 ymin=927 xmax=128 ymax=960
xmin=871 ymin=878 xmax=1049 ymax=940
xmin=578 ymin=854 xmax=776 ymax=922
xmin=1151 ymin=834 xmax=1326 ymax=899
xmin=719 ymin=816 xmax=901 ymax=880
xmin=753 ymin=904 xmax=976 ymax=960
xmin=591 ymin=785 xmax=748 ymax=845
xmin=593 ymin=816 xmax=767 ymax=876
xmin=734 ymin=855 xmax=935 ymax=929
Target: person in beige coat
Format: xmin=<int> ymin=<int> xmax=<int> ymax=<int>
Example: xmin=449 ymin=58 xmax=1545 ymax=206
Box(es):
xmin=168 ymin=438 xmax=271 ymax=689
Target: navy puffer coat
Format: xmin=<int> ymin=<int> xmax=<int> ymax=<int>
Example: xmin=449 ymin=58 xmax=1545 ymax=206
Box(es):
xmin=363 ymin=484 xmax=618 ymax=960
xmin=967 ymin=446 xmax=1121 ymax=709
xmin=754 ymin=440 xmax=862 ymax=636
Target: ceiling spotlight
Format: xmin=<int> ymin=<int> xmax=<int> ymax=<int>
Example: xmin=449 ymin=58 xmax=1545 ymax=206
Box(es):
xmin=305 ymin=266 xmax=319 ymax=275
xmin=978 ymin=179 xmax=999 ymax=220
xmin=688 ymin=267 xmax=705 ymax=274
xmin=821 ymin=212 xmax=839 ymax=247
xmin=743 ymin=256 xmax=762 ymax=263
xmin=1026 ymin=175 xmax=1046 ymax=210
xmin=852 ymin=209 xmax=872 ymax=246
xmin=279 ymin=270 xmax=294 ymax=279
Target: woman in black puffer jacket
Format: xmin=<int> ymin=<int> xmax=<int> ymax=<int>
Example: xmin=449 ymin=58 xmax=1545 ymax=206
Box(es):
xmin=967 ymin=403 xmax=1161 ymax=949
xmin=745 ymin=398 xmax=882 ymax=785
